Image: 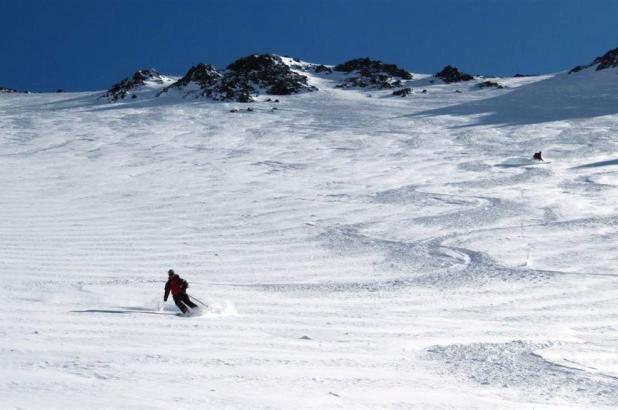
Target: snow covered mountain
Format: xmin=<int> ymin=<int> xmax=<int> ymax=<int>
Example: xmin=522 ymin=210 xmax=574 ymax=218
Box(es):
xmin=156 ymin=54 xmax=317 ymax=102
xmin=101 ymin=68 xmax=176 ymax=101
xmin=2 ymin=48 xmax=618 ymax=409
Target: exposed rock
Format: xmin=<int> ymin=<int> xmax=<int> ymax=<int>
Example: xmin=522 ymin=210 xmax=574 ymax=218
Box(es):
xmin=392 ymin=87 xmax=412 ymax=97
xmin=335 ymin=58 xmax=411 ymax=79
xmin=313 ymin=64 xmax=332 ymax=74
xmin=161 ymin=54 xmax=316 ymax=102
xmin=435 ymin=65 xmax=474 ymax=83
xmin=103 ymin=68 xmax=164 ymax=101
xmin=157 ymin=63 xmax=222 ymax=98
xmin=595 ymin=47 xmax=618 ymax=70
xmin=0 ymin=87 xmax=19 ymax=93
xmin=168 ymin=64 xmax=220 ymax=89
xmin=477 ymin=81 xmax=505 ymax=89
xmin=334 ymin=57 xmax=411 ymax=89
xmin=226 ymin=54 xmax=316 ymax=97
xmin=570 ymin=47 xmax=618 ymax=73
xmin=569 ymin=66 xmax=586 ymax=74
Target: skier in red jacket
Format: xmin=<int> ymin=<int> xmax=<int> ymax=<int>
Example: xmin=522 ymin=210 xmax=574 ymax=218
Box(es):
xmin=164 ymin=269 xmax=198 ymax=313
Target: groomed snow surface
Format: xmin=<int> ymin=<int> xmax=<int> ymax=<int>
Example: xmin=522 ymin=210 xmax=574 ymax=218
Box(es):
xmin=1 ymin=67 xmax=618 ymax=409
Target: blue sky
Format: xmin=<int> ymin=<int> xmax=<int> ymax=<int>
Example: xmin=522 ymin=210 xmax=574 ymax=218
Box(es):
xmin=1 ymin=0 xmax=617 ymax=92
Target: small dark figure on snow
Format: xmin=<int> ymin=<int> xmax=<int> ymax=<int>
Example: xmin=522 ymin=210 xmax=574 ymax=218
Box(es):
xmin=533 ymin=151 xmax=544 ymax=161
xmin=164 ymin=269 xmax=198 ymax=313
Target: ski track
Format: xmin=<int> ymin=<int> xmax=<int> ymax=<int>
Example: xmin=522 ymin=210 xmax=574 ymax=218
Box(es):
xmin=1 ymin=70 xmax=618 ymax=409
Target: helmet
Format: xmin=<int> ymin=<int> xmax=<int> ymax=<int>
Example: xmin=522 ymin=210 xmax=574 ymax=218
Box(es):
xmin=168 ymin=269 xmax=175 ymax=276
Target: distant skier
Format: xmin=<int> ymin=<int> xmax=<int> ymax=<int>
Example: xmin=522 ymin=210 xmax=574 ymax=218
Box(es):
xmin=164 ymin=269 xmax=198 ymax=314
xmin=533 ymin=151 xmax=544 ymax=161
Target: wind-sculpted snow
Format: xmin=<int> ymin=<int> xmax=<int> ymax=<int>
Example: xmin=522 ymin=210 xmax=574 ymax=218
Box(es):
xmin=450 ymin=166 xmax=553 ymax=189
xmin=2 ymin=64 xmax=618 ymax=409
xmin=304 ymin=224 xmax=554 ymax=291
xmin=427 ymin=341 xmax=618 ymax=407
xmin=373 ymin=185 xmax=523 ymax=230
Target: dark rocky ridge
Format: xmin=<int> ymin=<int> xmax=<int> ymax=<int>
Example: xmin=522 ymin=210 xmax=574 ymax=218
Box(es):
xmin=435 ymin=66 xmax=474 ymax=83
xmin=161 ymin=54 xmax=317 ymax=102
xmin=477 ymin=81 xmax=505 ymax=89
xmin=168 ymin=64 xmax=221 ymax=88
xmin=334 ymin=58 xmax=412 ymax=89
xmin=225 ymin=54 xmax=317 ymax=98
xmin=103 ymin=69 xmax=165 ymax=101
xmin=312 ymin=64 xmax=332 ymax=74
xmin=392 ymin=87 xmax=412 ymax=97
xmin=157 ymin=63 xmax=222 ymax=98
xmin=570 ymin=47 xmax=618 ymax=73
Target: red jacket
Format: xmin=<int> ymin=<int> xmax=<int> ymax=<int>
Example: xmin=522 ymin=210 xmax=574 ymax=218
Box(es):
xmin=164 ymin=275 xmax=188 ymax=300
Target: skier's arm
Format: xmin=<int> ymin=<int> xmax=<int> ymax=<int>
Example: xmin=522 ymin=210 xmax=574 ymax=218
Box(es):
xmin=164 ymin=281 xmax=171 ymax=301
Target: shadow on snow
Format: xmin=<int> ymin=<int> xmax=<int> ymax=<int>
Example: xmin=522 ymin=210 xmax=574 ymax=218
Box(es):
xmin=403 ymin=70 xmax=618 ymax=127
xmin=571 ymin=158 xmax=618 ymax=169
xmin=71 ymin=307 xmax=175 ymax=316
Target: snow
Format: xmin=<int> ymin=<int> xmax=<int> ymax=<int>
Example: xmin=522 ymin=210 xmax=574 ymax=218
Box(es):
xmin=1 ymin=66 xmax=618 ymax=409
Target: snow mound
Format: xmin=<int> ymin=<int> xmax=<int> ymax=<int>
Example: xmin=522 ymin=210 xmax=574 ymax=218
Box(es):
xmin=495 ymin=157 xmax=549 ymax=168
xmin=202 ymin=300 xmax=237 ymax=318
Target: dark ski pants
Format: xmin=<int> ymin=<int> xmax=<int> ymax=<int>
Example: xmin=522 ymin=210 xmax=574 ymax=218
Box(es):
xmin=173 ymin=293 xmax=197 ymax=313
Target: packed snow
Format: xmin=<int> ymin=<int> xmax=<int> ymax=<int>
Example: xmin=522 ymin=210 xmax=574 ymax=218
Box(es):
xmin=1 ymin=62 xmax=618 ymax=409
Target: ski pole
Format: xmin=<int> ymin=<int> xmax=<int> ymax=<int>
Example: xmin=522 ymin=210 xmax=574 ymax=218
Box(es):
xmin=188 ymin=294 xmax=208 ymax=308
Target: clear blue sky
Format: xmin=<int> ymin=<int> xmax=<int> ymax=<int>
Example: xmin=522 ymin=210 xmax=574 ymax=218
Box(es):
xmin=1 ymin=0 xmax=617 ymax=92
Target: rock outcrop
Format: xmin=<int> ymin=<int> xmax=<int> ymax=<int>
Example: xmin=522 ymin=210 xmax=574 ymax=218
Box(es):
xmin=157 ymin=63 xmax=222 ymax=98
xmin=225 ymin=54 xmax=316 ymax=98
xmin=334 ymin=58 xmax=412 ymax=89
xmin=435 ymin=65 xmax=474 ymax=83
xmin=0 ymin=87 xmax=19 ymax=93
xmin=312 ymin=64 xmax=332 ymax=74
xmin=570 ymin=47 xmax=618 ymax=73
xmin=103 ymin=69 xmax=165 ymax=101
xmin=477 ymin=81 xmax=505 ymax=89
xmin=161 ymin=54 xmax=317 ymax=102
xmin=392 ymin=87 xmax=412 ymax=97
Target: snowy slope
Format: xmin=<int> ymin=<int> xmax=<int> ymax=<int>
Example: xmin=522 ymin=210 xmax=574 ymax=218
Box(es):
xmin=1 ymin=64 xmax=618 ymax=409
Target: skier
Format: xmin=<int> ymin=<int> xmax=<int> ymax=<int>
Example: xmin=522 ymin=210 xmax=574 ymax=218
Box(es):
xmin=533 ymin=151 xmax=544 ymax=161
xmin=164 ymin=269 xmax=198 ymax=314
